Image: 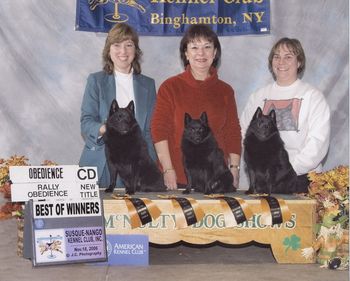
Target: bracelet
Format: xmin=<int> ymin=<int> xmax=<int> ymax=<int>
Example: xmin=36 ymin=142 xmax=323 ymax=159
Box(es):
xmin=229 ymin=164 xmax=240 ymax=170
xmin=163 ymin=168 xmax=174 ymax=174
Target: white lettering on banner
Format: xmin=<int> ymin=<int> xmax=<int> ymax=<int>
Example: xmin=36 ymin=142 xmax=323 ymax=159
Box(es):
xmin=113 ymin=243 xmax=145 ymax=255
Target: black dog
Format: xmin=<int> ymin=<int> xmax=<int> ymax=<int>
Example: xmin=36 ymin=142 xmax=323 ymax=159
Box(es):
xmin=104 ymin=99 xmax=166 ymax=194
xmin=244 ymin=107 xmax=297 ymax=195
xmin=181 ymin=112 xmax=235 ymax=195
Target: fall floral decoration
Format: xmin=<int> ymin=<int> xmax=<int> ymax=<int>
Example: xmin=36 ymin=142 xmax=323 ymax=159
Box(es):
xmin=0 ymin=156 xmax=29 ymax=185
xmin=0 ymin=155 xmax=57 ymax=220
xmin=307 ymin=165 xmax=349 ymax=228
xmin=303 ymin=166 xmax=349 ymax=269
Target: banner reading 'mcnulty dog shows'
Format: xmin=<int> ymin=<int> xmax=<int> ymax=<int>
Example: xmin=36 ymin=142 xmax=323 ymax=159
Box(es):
xmin=75 ymin=0 xmax=270 ymax=36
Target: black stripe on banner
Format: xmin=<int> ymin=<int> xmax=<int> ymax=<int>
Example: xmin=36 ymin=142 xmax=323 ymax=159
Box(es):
xmin=129 ymin=198 xmax=152 ymax=225
xmin=222 ymin=197 xmax=247 ymax=224
xmin=264 ymin=196 xmax=283 ymax=225
xmin=174 ymin=198 xmax=197 ymax=226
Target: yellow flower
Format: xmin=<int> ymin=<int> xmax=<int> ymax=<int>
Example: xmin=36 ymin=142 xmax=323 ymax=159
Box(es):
xmin=0 ymin=155 xmax=29 ymax=185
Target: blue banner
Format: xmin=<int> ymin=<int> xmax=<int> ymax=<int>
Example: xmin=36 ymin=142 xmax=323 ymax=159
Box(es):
xmin=106 ymin=234 xmax=149 ymax=266
xmin=75 ymin=0 xmax=270 ymax=36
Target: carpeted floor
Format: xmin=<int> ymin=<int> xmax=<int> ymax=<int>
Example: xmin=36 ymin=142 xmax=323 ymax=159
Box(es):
xmin=0 ymin=218 xmax=348 ymax=281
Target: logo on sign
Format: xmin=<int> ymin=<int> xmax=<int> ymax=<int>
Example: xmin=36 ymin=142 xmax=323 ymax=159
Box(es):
xmin=106 ymin=234 xmax=149 ymax=266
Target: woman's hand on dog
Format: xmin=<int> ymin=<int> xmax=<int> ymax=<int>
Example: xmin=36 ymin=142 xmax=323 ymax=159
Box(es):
xmin=99 ymin=124 xmax=106 ymax=136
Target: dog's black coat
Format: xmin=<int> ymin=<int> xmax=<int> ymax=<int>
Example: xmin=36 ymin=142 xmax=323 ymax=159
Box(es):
xmin=104 ymin=100 xmax=166 ymax=194
xmin=244 ymin=107 xmax=297 ymax=195
xmin=181 ymin=112 xmax=235 ymax=195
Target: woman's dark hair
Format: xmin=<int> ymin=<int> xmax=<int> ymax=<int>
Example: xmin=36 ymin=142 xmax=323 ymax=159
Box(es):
xmin=268 ymin=37 xmax=306 ymax=80
xmin=102 ymin=23 xmax=142 ymax=74
xmin=179 ymin=24 xmax=221 ymax=68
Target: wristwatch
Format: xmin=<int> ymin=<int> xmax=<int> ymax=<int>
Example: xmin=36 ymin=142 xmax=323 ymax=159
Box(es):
xmin=229 ymin=164 xmax=240 ymax=170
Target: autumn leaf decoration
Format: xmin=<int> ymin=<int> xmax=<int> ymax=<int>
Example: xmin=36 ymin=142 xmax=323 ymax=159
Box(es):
xmin=0 ymin=155 xmax=57 ymax=220
xmin=307 ymin=165 xmax=349 ymax=228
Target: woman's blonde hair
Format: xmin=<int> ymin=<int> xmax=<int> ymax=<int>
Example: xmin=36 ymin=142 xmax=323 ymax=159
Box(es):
xmin=102 ymin=23 xmax=142 ymax=74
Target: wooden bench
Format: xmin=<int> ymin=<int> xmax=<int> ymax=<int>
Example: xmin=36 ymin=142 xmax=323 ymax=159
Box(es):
xmin=103 ymin=191 xmax=316 ymax=263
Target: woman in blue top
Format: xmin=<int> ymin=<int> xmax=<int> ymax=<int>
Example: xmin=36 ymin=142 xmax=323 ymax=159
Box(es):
xmin=79 ymin=23 xmax=157 ymax=189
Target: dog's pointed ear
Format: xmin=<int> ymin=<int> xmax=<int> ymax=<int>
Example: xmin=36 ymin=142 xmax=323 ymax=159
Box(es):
xmin=253 ymin=107 xmax=263 ymax=120
xmin=200 ymin=112 xmax=208 ymax=125
xmin=184 ymin=112 xmax=192 ymax=126
xmin=109 ymin=99 xmax=119 ymax=116
xmin=127 ymin=101 xmax=135 ymax=116
xmin=269 ymin=109 xmax=277 ymax=125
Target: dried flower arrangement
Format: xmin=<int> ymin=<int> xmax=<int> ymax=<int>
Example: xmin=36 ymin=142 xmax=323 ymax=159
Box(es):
xmin=0 ymin=155 xmax=57 ymax=220
xmin=303 ymin=165 xmax=349 ymax=269
xmin=308 ymin=165 xmax=349 ymax=229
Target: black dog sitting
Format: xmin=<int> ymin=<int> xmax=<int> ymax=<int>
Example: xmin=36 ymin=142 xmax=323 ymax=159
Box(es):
xmin=181 ymin=112 xmax=235 ymax=195
xmin=244 ymin=107 xmax=297 ymax=195
xmin=104 ymin=99 xmax=166 ymax=194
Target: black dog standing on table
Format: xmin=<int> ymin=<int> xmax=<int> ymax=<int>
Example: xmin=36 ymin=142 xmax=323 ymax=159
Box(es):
xmin=104 ymin=99 xmax=166 ymax=194
xmin=181 ymin=112 xmax=235 ymax=195
xmin=244 ymin=107 xmax=297 ymax=195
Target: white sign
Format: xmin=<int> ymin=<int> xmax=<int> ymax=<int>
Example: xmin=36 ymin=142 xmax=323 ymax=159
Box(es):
xmin=10 ymin=165 xmax=100 ymax=202
xmin=27 ymin=198 xmax=107 ymax=266
xmin=33 ymin=198 xmax=102 ymax=218
xmin=11 ymin=182 xmax=99 ymax=202
xmin=10 ymin=165 xmax=97 ymax=183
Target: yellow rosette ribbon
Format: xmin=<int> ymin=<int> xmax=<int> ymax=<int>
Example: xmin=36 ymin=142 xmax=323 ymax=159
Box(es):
xmin=260 ymin=196 xmax=292 ymax=226
xmin=111 ymin=194 xmax=161 ymax=229
xmin=158 ymin=195 xmax=205 ymax=229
